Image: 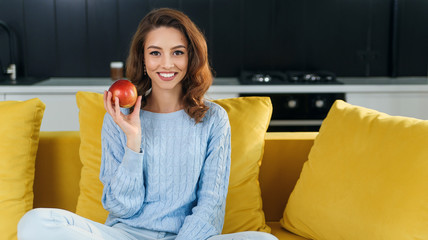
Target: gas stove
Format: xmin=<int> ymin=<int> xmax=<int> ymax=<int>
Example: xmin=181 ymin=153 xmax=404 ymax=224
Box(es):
xmin=239 ymin=70 xmax=346 ymax=132
xmin=239 ymin=70 xmax=342 ymax=85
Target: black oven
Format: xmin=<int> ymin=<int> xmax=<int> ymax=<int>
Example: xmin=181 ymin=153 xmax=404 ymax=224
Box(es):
xmin=239 ymin=70 xmax=346 ymax=132
xmin=240 ymin=93 xmax=346 ymax=132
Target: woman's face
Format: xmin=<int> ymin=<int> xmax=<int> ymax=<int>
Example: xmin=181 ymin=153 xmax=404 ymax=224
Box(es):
xmin=144 ymin=27 xmax=189 ymax=94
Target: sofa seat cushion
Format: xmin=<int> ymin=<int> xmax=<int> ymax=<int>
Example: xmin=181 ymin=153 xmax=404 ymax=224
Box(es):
xmin=267 ymin=222 xmax=308 ymax=240
xmin=75 ymin=92 xmax=273 ymax=233
xmin=282 ymin=100 xmax=428 ymax=240
xmin=0 ymin=98 xmax=45 ymax=240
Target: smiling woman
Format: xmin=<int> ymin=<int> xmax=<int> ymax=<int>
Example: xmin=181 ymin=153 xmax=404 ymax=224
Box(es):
xmin=17 ymin=8 xmax=278 ymax=240
xmin=126 ymin=8 xmax=213 ymax=123
xmin=143 ymin=26 xmax=189 ymax=112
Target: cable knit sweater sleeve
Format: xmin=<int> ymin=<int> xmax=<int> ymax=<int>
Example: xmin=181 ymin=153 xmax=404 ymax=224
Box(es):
xmin=100 ymin=112 xmax=145 ymax=219
xmin=176 ymin=106 xmax=232 ymax=240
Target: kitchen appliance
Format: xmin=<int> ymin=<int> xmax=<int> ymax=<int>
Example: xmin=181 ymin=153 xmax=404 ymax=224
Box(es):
xmin=239 ymin=70 xmax=346 ymax=131
xmin=240 ymin=70 xmax=342 ymax=85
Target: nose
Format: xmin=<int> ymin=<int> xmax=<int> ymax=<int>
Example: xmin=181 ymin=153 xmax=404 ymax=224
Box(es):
xmin=161 ymin=56 xmax=174 ymax=69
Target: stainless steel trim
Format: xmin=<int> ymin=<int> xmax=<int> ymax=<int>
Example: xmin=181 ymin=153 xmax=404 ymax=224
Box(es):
xmin=269 ymin=119 xmax=323 ymax=126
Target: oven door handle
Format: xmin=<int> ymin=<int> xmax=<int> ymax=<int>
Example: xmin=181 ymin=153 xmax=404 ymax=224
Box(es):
xmin=269 ymin=119 xmax=324 ymax=126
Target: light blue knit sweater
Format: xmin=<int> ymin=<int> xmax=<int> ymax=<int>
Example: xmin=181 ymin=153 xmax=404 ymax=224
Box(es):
xmin=100 ymin=101 xmax=231 ymax=240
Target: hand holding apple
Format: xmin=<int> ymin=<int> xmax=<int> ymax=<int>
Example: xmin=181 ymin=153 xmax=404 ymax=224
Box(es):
xmin=108 ymin=79 xmax=138 ymax=108
xmin=104 ymin=80 xmax=142 ymax=152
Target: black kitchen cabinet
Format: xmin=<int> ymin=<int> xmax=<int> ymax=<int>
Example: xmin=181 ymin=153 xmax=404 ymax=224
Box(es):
xmin=0 ymin=0 xmax=426 ymax=79
xmin=396 ymin=0 xmax=428 ymax=76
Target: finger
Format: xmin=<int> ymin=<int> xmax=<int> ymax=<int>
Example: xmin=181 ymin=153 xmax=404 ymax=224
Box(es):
xmin=131 ymin=95 xmax=143 ymax=117
xmin=105 ymin=91 xmax=116 ymax=117
xmin=114 ymin=96 xmax=121 ymax=119
xmin=103 ymin=91 xmax=108 ymax=112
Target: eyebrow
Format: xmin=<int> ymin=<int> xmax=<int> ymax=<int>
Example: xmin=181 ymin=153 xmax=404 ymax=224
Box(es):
xmin=146 ymin=45 xmax=186 ymax=50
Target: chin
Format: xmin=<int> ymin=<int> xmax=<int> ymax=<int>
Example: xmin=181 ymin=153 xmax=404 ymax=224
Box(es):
xmin=153 ymin=81 xmax=182 ymax=91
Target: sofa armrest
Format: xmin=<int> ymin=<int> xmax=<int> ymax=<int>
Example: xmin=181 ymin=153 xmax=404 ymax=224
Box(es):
xmin=260 ymin=132 xmax=317 ymax=222
xmin=33 ymin=131 xmax=82 ymax=212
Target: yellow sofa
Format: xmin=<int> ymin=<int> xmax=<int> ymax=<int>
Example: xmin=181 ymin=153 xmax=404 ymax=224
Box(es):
xmin=32 ymin=131 xmax=315 ymax=240
xmin=27 ymin=99 xmax=428 ymax=240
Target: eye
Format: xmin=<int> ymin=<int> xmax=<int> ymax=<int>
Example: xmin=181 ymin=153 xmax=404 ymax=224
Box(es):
xmin=173 ymin=50 xmax=185 ymax=56
xmin=149 ymin=51 xmax=161 ymax=56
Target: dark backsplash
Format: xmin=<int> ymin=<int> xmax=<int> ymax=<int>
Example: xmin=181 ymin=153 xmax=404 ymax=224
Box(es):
xmin=0 ymin=0 xmax=427 ymax=79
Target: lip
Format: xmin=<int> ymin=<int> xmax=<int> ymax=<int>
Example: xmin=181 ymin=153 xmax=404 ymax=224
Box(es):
xmin=157 ymin=72 xmax=177 ymax=81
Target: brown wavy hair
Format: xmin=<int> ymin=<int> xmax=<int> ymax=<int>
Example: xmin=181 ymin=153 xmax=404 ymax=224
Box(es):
xmin=126 ymin=8 xmax=213 ymax=123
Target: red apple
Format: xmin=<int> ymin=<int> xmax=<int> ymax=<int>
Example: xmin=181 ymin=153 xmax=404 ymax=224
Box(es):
xmin=108 ymin=79 xmax=138 ymax=108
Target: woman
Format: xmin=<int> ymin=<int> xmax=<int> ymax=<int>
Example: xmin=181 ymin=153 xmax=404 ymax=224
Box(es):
xmin=18 ymin=8 xmax=278 ymax=240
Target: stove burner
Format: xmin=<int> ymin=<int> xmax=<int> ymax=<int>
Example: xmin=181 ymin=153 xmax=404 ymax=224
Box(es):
xmin=240 ymin=70 xmax=285 ymax=84
xmin=239 ymin=70 xmax=342 ymax=85
xmin=252 ymin=73 xmax=272 ymax=83
xmin=287 ymin=71 xmax=337 ymax=83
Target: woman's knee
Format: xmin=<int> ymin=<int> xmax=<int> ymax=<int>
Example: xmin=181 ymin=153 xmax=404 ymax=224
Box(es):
xmin=17 ymin=208 xmax=68 ymax=240
xmin=241 ymin=232 xmax=278 ymax=240
xmin=208 ymin=231 xmax=278 ymax=240
xmin=18 ymin=209 xmax=48 ymax=239
xmin=253 ymin=232 xmax=278 ymax=240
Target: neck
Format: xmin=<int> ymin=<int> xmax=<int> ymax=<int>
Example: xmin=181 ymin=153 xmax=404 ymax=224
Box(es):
xmin=144 ymin=89 xmax=184 ymax=113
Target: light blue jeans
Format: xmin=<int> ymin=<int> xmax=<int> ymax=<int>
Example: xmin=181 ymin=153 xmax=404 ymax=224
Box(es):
xmin=18 ymin=208 xmax=278 ymax=240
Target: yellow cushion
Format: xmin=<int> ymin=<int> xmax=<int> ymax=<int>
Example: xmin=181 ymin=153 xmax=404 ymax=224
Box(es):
xmin=213 ymin=97 xmax=272 ymax=233
xmin=75 ymin=92 xmax=272 ymax=233
xmin=281 ymin=100 xmax=428 ymax=240
xmin=75 ymin=92 xmax=109 ymax=222
xmin=0 ymin=98 xmax=45 ymax=240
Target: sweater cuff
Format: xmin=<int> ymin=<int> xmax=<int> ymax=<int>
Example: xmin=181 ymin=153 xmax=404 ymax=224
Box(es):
xmin=120 ymin=147 xmax=144 ymax=174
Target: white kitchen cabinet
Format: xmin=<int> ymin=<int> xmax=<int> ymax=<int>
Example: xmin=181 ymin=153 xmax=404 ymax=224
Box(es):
xmin=4 ymin=92 xmax=428 ymax=131
xmin=3 ymin=92 xmax=239 ymax=132
xmin=205 ymin=93 xmax=239 ymax=100
xmin=2 ymin=77 xmax=428 ymax=131
xmin=5 ymin=94 xmax=80 ymax=131
xmin=347 ymin=93 xmax=428 ymax=120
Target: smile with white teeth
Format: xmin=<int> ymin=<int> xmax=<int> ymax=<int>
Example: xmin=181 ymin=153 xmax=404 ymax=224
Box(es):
xmin=159 ymin=73 xmax=175 ymax=78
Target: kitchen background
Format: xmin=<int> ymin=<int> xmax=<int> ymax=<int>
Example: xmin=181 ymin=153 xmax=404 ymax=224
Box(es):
xmin=1 ymin=0 xmax=428 ymax=132
xmin=0 ymin=0 xmax=427 ymax=80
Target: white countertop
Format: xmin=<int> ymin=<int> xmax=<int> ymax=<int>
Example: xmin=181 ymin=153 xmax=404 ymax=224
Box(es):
xmin=1 ymin=77 xmax=428 ymax=94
